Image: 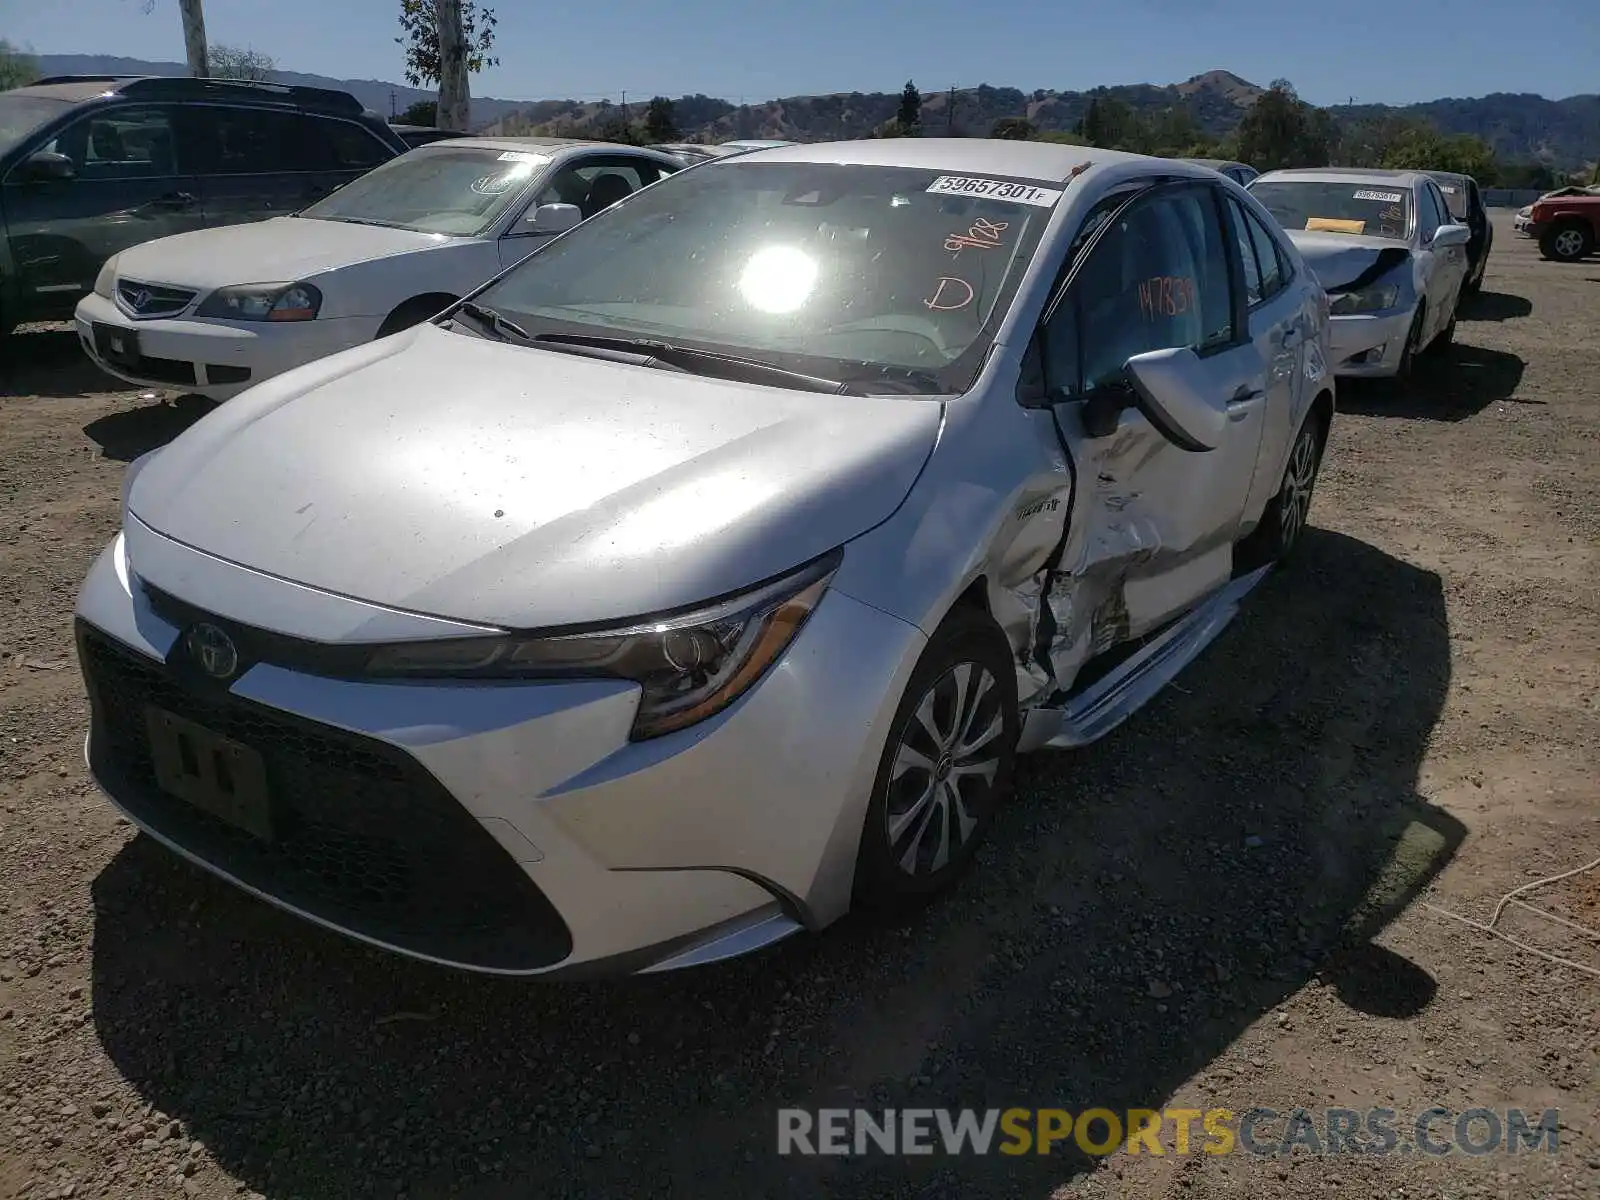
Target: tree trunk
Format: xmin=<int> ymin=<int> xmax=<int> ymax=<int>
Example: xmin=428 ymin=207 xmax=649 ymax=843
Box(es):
xmin=177 ymin=0 xmax=209 ymax=78
xmin=435 ymin=0 xmax=470 ymax=132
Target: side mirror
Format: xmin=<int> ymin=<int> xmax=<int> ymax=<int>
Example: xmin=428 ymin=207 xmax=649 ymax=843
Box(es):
xmin=23 ymin=150 xmax=75 ymax=182
xmin=520 ymin=202 xmax=582 ymax=236
xmin=1121 ymin=346 xmax=1227 ymax=452
xmin=1431 ymin=223 xmax=1471 ymax=249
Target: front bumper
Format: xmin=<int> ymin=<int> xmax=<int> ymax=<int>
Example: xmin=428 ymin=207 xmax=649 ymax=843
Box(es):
xmin=74 ymin=292 xmax=377 ymax=401
xmin=1327 ymin=304 xmax=1417 ymax=378
xmin=74 ymin=528 xmax=924 ymax=976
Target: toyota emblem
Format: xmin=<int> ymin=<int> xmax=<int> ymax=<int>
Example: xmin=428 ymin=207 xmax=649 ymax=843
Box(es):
xmin=186 ymin=622 xmax=239 ymax=680
xmin=132 ymin=288 xmax=152 ymax=311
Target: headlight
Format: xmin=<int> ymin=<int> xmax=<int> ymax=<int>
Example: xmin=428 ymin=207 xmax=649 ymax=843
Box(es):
xmin=94 ymin=257 xmax=118 ymax=300
xmin=1329 ymin=284 xmax=1400 ymax=316
xmin=195 ymin=282 xmax=322 ymax=322
xmin=364 ymin=551 xmax=841 ymax=740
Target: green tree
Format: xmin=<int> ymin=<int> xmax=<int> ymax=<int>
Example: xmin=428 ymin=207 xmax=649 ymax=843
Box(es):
xmin=0 ymin=39 xmax=39 ymax=90
xmin=399 ymin=99 xmax=438 ymax=125
xmin=893 ymin=79 xmax=922 ymax=135
xmin=1236 ymin=79 xmax=1331 ymax=171
xmin=989 ymin=116 xmax=1036 ymax=140
xmin=1076 ymin=96 xmax=1142 ymax=150
xmin=208 ymin=43 xmax=275 ymax=82
xmin=643 ymin=96 xmax=679 ymax=143
xmin=595 ymin=115 xmax=643 ymax=146
xmin=396 ymin=0 xmax=498 ymax=88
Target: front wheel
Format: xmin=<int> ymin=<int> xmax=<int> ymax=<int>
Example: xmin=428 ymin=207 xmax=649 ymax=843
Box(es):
xmin=853 ymin=605 xmax=1018 ymax=911
xmin=1540 ymin=222 xmax=1593 ymax=263
xmin=1235 ymin=410 xmax=1325 ymax=572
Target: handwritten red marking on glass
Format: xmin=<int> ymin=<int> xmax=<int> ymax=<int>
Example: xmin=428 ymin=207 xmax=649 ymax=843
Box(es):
xmin=944 ymin=217 xmax=1009 ymax=255
xmin=924 ymin=276 xmax=975 ymax=311
xmin=1136 ymin=276 xmax=1197 ymax=321
xmin=1380 ymin=204 xmax=1403 ymax=222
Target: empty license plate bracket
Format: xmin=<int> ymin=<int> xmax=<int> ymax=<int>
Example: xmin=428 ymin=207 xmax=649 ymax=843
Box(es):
xmin=145 ymin=706 xmax=273 ymax=840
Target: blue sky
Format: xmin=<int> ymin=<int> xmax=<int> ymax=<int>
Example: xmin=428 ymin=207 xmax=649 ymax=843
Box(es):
xmin=7 ymin=0 xmax=1597 ymax=106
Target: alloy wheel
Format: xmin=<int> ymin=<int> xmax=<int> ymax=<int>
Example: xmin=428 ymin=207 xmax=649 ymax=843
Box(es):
xmin=885 ymin=662 xmax=1005 ymax=877
xmin=1279 ymin=424 xmax=1320 ymax=553
xmin=1553 ymin=228 xmax=1587 ymax=260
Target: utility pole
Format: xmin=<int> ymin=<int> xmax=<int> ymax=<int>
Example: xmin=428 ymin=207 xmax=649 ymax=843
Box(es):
xmin=947 ymin=85 xmax=956 ymax=135
xmin=621 ymin=91 xmax=630 ymax=125
xmin=389 ymin=89 xmax=397 ymax=120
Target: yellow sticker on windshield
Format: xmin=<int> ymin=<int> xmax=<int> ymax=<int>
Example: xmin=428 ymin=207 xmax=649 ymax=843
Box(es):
xmin=1305 ymin=217 xmax=1366 ymax=234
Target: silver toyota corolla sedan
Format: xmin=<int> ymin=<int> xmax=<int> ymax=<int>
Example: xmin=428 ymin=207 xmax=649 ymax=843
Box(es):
xmin=75 ymin=140 xmax=1334 ymax=978
xmin=1248 ymin=168 xmax=1471 ymax=381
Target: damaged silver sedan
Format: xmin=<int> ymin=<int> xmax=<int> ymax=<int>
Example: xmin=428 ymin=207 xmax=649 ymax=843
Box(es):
xmin=75 ymin=140 xmax=1334 ymax=977
xmin=1248 ymin=168 xmax=1471 ymax=381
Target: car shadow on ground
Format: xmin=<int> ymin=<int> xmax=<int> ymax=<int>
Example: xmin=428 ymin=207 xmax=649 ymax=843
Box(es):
xmin=1337 ymin=344 xmax=1527 ymax=422
xmin=0 ymin=326 xmax=130 ymax=400
xmin=82 ymin=394 xmax=217 ymax=461
xmin=87 ymin=528 xmax=1461 ymax=1199
xmin=1458 ymin=290 xmax=1532 ymax=322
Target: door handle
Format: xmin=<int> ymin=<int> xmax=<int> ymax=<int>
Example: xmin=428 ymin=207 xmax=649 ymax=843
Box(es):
xmin=151 ymin=191 xmax=197 ymax=210
xmin=1229 ymin=385 xmax=1265 ymax=405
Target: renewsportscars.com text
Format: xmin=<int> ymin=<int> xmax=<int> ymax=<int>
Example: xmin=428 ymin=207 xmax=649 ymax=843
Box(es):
xmin=776 ymin=1107 xmax=1560 ymax=1157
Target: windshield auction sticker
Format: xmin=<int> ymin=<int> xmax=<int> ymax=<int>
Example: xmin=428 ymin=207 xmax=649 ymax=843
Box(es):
xmin=1352 ymin=189 xmax=1404 ymax=203
xmin=927 ymin=176 xmax=1064 ymax=207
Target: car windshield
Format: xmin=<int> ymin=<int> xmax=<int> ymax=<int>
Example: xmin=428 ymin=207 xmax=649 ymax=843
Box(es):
xmin=0 ymin=95 xmax=73 ymax=159
xmin=466 ymin=160 xmax=1058 ymax=395
xmin=297 ymin=145 xmax=553 ymax=236
xmin=1250 ymin=180 xmax=1412 ymax=240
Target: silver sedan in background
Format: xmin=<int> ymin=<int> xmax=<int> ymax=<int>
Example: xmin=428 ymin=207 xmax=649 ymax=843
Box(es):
xmin=1249 ymin=168 xmax=1471 ymax=381
xmin=75 ymin=141 xmax=1333 ymax=978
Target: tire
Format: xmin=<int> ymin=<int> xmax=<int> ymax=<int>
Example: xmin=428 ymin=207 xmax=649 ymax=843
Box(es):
xmin=1539 ymin=221 xmax=1593 ymax=263
xmin=1425 ymin=310 xmax=1456 ymax=356
xmin=1235 ymin=407 xmax=1326 ymax=572
xmin=1390 ymin=305 xmax=1426 ymax=389
xmin=375 ymin=295 xmax=455 ymax=339
xmin=853 ymin=604 xmax=1019 ymax=911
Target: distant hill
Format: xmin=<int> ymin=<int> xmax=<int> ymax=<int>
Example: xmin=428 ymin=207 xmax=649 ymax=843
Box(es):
xmin=31 ymin=56 xmax=1600 ymax=168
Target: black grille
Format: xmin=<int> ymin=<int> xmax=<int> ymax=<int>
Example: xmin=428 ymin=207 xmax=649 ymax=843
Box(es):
xmin=116 ymin=279 xmax=197 ymax=319
xmin=77 ymin=622 xmax=573 ymax=972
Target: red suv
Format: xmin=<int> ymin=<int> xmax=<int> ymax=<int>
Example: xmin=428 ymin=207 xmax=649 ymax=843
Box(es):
xmin=1529 ymin=193 xmax=1600 ymax=262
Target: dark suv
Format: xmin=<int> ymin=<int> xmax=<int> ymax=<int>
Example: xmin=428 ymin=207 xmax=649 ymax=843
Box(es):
xmin=0 ymin=75 xmax=407 ymax=333
xmin=1424 ymin=170 xmax=1492 ymax=295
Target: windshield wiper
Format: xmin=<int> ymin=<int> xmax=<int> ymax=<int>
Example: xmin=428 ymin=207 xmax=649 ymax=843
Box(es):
xmin=314 ymin=215 xmax=406 ymax=229
xmin=531 ymin=333 xmax=851 ymax=394
xmin=451 ymin=301 xmax=532 ymax=342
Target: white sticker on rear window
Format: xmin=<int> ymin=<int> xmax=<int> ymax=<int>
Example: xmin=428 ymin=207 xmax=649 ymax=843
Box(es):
xmin=1353 ymin=189 xmax=1404 ymax=203
xmin=497 ymin=151 xmax=548 ymax=163
xmin=1440 ymin=185 xmax=1458 ymax=193
xmin=927 ymin=176 xmax=1063 ymax=207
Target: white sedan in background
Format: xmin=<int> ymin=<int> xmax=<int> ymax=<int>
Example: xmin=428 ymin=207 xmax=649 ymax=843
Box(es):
xmin=75 ymin=138 xmax=682 ymax=400
xmin=1249 ymin=168 xmax=1470 ymax=382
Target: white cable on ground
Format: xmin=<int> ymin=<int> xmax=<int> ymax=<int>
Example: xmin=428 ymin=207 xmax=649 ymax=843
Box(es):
xmin=1419 ymin=854 xmax=1600 ymax=981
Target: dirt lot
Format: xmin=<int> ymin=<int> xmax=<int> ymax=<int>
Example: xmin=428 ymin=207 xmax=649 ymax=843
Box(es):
xmin=0 ymin=212 xmax=1596 ymax=1200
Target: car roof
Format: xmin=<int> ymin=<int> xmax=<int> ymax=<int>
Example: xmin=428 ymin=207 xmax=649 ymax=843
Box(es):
xmin=8 ymin=81 xmax=125 ymax=103
xmin=1256 ymin=167 xmax=1428 ymax=189
xmin=719 ymin=137 xmax=1183 ymax=184
xmin=414 ymin=135 xmax=667 ymax=155
xmin=1181 ymin=157 xmax=1248 ymax=170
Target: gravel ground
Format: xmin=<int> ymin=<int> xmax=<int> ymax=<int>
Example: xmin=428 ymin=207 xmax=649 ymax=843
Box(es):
xmin=1 ymin=213 xmax=1596 ymax=1200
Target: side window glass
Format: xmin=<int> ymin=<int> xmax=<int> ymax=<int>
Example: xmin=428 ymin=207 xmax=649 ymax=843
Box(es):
xmin=188 ymin=107 xmax=303 ymax=175
xmin=536 ymin=161 xmax=644 ymax=219
xmin=1244 ymin=209 xmax=1285 ymax=298
xmin=1062 ymin=188 xmax=1235 ymax=394
xmin=314 ymin=118 xmax=391 ymax=171
xmin=1225 ymin=197 xmax=1263 ymax=307
xmin=42 ymin=106 xmax=178 ymax=180
xmin=1417 ymin=186 xmax=1442 ymax=241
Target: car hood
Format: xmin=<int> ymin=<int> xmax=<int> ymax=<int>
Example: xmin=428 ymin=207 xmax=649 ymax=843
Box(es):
xmin=127 ymin=325 xmax=943 ymax=629
xmin=112 ymin=217 xmax=453 ymax=289
xmin=1284 ymin=230 xmax=1412 ymax=292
